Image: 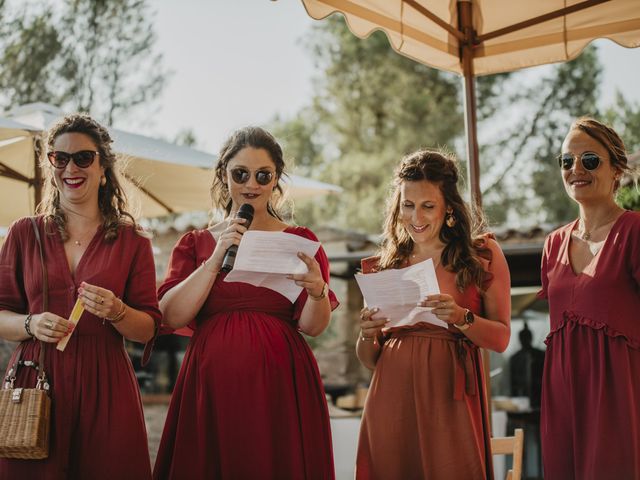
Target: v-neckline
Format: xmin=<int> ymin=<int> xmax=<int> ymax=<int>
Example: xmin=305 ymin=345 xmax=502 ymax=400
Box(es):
xmin=565 ymin=211 xmax=625 ymax=277
xmin=58 ymin=225 xmax=103 ymax=283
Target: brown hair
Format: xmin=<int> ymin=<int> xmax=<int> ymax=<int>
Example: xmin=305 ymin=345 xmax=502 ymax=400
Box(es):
xmin=211 ymin=126 xmax=288 ymax=220
xmin=570 ymin=117 xmax=630 ymax=191
xmin=378 ymin=149 xmax=488 ymax=292
xmin=37 ymin=113 xmax=137 ymax=241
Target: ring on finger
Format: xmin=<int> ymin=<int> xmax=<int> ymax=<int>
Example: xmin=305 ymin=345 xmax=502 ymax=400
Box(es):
xmin=99 ymin=296 xmax=104 ymax=304
xmin=45 ymin=320 xmax=53 ymax=329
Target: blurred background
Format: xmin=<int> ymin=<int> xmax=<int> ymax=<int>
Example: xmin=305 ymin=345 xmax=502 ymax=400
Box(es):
xmin=1 ymin=1 xmax=639 ymax=478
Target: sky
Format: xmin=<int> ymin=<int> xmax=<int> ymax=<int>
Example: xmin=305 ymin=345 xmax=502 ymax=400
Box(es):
xmin=118 ymin=1 xmax=640 ymax=155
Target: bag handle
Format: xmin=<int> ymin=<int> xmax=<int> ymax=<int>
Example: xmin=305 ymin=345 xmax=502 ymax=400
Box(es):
xmin=3 ymin=218 xmax=50 ymax=392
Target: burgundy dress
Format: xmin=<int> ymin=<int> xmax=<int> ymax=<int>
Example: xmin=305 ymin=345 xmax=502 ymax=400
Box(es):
xmin=0 ymin=216 xmax=161 ymax=479
xmin=539 ymin=211 xmax=640 ymax=479
xmin=153 ymin=227 xmax=339 ymax=480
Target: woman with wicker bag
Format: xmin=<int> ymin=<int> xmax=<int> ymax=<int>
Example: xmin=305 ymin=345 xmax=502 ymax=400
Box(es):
xmin=0 ymin=114 xmax=160 ymax=478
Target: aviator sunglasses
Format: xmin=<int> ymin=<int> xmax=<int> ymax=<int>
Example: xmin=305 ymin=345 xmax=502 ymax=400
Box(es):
xmin=47 ymin=150 xmax=99 ymax=169
xmin=229 ymin=167 xmax=274 ymax=186
xmin=558 ymin=152 xmax=601 ymax=171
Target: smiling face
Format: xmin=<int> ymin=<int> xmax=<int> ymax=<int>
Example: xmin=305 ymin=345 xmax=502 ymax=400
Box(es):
xmin=561 ymin=128 xmax=620 ymax=206
xmin=399 ymin=179 xmax=447 ymax=247
xmin=51 ymin=132 xmax=104 ymax=209
xmin=223 ymin=147 xmax=277 ymax=214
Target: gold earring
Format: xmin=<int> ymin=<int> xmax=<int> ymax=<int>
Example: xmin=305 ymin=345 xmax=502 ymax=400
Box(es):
xmin=446 ymin=209 xmax=456 ymax=228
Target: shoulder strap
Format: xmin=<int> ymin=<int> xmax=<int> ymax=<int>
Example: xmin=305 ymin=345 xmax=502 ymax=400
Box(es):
xmin=29 ymin=217 xmax=48 ymax=387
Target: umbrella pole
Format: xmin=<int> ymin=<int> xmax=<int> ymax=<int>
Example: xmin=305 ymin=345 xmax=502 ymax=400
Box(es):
xmin=458 ymin=1 xmax=481 ymax=209
xmin=459 ymin=0 xmax=492 ymax=433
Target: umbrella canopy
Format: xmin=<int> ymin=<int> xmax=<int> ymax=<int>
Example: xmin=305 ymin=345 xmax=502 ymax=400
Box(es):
xmin=298 ymin=0 xmax=640 ymax=205
xmin=0 ymin=104 xmax=342 ymax=226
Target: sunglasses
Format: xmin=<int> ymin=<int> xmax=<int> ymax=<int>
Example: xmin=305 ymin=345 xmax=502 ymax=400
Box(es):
xmin=47 ymin=150 xmax=99 ymax=169
xmin=558 ymin=152 xmax=601 ymax=171
xmin=229 ymin=167 xmax=274 ymax=186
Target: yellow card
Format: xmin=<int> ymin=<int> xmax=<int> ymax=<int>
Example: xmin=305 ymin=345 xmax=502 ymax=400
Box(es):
xmin=56 ymin=298 xmax=84 ymax=352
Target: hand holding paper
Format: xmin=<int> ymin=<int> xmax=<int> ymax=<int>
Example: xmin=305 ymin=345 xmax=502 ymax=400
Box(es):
xmin=224 ymin=231 xmax=321 ymax=302
xmin=354 ymin=258 xmax=448 ymax=329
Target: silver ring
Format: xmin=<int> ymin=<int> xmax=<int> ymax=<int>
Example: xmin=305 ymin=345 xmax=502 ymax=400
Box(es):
xmin=99 ymin=296 xmax=104 ymax=304
xmin=46 ymin=321 xmax=53 ymax=329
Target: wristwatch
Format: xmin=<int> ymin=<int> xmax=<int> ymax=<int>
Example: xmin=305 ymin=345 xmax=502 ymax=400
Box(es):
xmin=453 ymin=308 xmax=475 ymax=331
xmin=308 ymin=282 xmax=328 ymax=301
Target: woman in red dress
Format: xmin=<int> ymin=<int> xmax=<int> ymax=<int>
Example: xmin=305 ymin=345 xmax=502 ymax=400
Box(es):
xmin=0 ymin=114 xmax=160 ymax=478
xmin=540 ymin=118 xmax=640 ymax=479
xmin=153 ymin=127 xmax=338 ymax=479
xmin=355 ymin=150 xmax=511 ymax=479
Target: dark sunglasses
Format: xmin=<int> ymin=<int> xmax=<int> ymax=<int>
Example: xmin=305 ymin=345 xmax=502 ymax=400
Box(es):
xmin=229 ymin=167 xmax=274 ymax=186
xmin=47 ymin=150 xmax=99 ymax=169
xmin=558 ymin=152 xmax=601 ymax=171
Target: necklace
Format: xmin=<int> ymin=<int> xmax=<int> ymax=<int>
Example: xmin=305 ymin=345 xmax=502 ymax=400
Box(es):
xmin=576 ymin=210 xmax=621 ymax=241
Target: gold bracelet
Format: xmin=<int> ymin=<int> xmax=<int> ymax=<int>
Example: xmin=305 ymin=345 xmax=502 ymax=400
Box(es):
xmin=106 ymin=299 xmax=127 ymax=324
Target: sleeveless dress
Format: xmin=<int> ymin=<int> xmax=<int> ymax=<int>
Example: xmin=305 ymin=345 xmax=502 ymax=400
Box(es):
xmin=539 ymin=211 xmax=640 ymax=479
xmin=356 ymin=238 xmax=509 ymax=480
xmin=153 ymin=226 xmax=339 ymax=479
xmin=0 ymin=216 xmax=160 ymax=479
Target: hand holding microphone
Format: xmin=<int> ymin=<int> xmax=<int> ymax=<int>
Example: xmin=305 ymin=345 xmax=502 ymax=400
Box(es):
xmin=219 ymin=204 xmax=254 ymax=273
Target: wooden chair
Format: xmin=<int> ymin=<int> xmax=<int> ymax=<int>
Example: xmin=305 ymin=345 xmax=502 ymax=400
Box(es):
xmin=491 ymin=428 xmax=524 ymax=480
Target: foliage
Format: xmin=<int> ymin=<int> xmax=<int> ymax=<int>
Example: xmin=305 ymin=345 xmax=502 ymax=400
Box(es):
xmin=274 ymin=17 xmax=476 ymax=232
xmin=0 ymin=0 xmax=168 ymax=125
xmin=616 ymin=185 xmax=640 ymax=211
xmin=272 ymin=17 xmax=631 ymax=231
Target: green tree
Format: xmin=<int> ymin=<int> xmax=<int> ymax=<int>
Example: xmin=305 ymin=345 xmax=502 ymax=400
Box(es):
xmin=273 ymin=17 xmax=492 ymax=232
xmin=0 ymin=0 xmax=168 ymax=125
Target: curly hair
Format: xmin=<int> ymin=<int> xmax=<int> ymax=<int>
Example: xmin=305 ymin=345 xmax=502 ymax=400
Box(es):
xmin=37 ymin=113 xmax=137 ymax=242
xmin=378 ymin=149 xmax=489 ymax=292
xmin=210 ymin=126 xmax=288 ymax=221
xmin=570 ymin=117 xmax=631 ymax=191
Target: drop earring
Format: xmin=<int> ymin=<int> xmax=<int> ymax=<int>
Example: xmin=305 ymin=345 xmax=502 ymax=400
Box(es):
xmin=445 ymin=208 xmax=456 ymax=228
xmin=100 ymin=176 xmax=106 ymax=186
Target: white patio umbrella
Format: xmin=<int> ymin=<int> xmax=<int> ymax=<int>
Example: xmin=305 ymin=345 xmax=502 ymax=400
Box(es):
xmin=0 ymin=103 xmax=342 ymax=227
xmin=297 ymin=0 xmax=640 ymax=206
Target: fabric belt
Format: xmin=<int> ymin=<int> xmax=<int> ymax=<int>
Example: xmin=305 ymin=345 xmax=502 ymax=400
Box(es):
xmin=390 ymin=328 xmax=478 ymax=401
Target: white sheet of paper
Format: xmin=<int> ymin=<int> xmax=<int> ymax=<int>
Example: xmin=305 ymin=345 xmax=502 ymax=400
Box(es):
xmin=354 ymin=258 xmax=448 ymax=329
xmin=224 ymin=231 xmax=321 ymax=302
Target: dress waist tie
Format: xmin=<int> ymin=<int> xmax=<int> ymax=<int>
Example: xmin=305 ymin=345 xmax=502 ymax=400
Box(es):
xmin=390 ymin=328 xmax=478 ymax=401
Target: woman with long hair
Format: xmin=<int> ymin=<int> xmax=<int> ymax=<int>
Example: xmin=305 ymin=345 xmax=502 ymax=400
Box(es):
xmin=355 ymin=149 xmax=511 ymax=479
xmin=0 ymin=113 xmax=160 ymax=478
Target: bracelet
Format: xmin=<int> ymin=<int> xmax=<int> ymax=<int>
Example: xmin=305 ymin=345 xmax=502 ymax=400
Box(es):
xmin=201 ymin=259 xmax=218 ymax=275
xmin=24 ymin=313 xmax=35 ymax=338
xmin=308 ymin=282 xmax=328 ymax=301
xmin=106 ymin=299 xmax=127 ymax=324
xmin=360 ymin=334 xmax=374 ymax=342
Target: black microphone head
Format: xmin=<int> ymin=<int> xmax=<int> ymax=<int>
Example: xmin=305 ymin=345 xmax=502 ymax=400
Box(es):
xmin=237 ymin=204 xmax=254 ymax=223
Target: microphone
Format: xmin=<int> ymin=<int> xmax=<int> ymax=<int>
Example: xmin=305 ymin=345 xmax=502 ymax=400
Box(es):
xmin=220 ymin=204 xmax=254 ymax=273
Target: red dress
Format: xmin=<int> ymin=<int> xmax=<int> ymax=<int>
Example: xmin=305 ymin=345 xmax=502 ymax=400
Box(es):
xmin=539 ymin=211 xmax=640 ymax=479
xmin=153 ymin=227 xmax=339 ymax=480
xmin=0 ymin=216 xmax=161 ymax=479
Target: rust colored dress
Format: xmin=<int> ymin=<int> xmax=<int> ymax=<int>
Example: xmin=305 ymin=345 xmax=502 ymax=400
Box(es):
xmin=0 ymin=216 xmax=160 ymax=480
xmin=539 ymin=211 xmax=640 ymax=479
xmin=153 ymin=227 xmax=339 ymax=480
xmin=356 ymin=239 xmax=507 ymax=480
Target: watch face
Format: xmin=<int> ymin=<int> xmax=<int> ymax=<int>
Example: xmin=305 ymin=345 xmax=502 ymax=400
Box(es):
xmin=465 ymin=310 xmax=475 ymax=325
